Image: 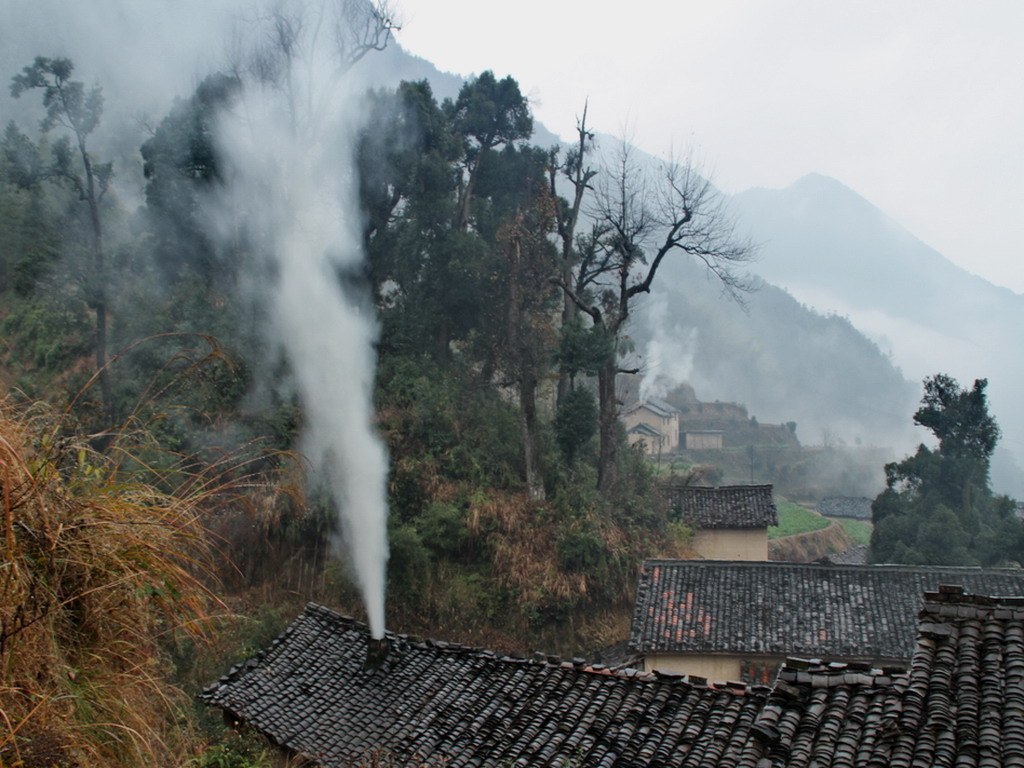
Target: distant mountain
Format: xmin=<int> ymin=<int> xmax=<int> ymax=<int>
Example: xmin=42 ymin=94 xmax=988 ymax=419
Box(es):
xmin=729 ymin=174 xmax=1024 ymax=496
xmin=632 ymin=257 xmax=918 ymax=457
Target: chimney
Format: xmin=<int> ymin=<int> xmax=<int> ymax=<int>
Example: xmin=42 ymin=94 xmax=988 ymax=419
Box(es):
xmin=364 ymin=636 xmax=391 ymax=671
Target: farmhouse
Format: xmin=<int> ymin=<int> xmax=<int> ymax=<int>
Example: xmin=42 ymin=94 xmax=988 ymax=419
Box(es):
xmin=629 ymin=559 xmax=1024 ymax=683
xmin=621 ymin=397 xmax=680 ymax=454
xmin=203 ymin=587 xmax=1024 ymax=767
xmin=626 ymin=421 xmax=664 ymax=455
xmin=666 ymin=484 xmax=777 ymax=560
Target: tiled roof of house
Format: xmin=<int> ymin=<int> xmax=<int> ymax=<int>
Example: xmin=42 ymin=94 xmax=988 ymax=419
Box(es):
xmin=628 ymin=422 xmax=662 ymax=438
xmin=740 ymin=586 xmax=1024 ymax=767
xmin=816 ymin=544 xmax=869 ymax=565
xmin=666 ymin=484 xmax=778 ymax=529
xmin=817 ymin=496 xmax=873 ymax=520
xmin=625 ymin=397 xmax=679 ymax=420
xmin=629 ymin=560 xmax=1024 ymax=661
xmin=646 ymin=397 xmax=680 ymax=418
xmin=204 ymin=588 xmax=1024 ymax=768
xmin=200 ymin=603 xmax=773 ymax=768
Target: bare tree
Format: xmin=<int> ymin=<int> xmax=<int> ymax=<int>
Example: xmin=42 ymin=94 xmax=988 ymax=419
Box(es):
xmin=232 ymin=0 xmax=399 ymax=101
xmin=556 ymin=141 xmax=755 ymax=494
xmin=549 ymin=103 xmax=598 ymax=404
xmin=333 ymin=0 xmax=400 ymax=69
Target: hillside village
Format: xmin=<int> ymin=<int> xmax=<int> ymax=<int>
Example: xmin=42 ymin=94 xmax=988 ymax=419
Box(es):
xmin=1 ymin=5 xmax=1022 ymax=768
xmin=202 ymin=476 xmax=1024 ymax=765
xmin=207 ymin=585 xmax=1024 ymax=766
xmin=622 ymin=394 xmax=798 ymax=458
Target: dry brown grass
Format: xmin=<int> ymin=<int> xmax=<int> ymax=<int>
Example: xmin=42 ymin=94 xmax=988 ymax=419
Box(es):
xmin=768 ymin=519 xmax=855 ymax=562
xmin=480 ymin=491 xmax=581 ymax=608
xmin=0 ymin=395 xmax=247 ymax=767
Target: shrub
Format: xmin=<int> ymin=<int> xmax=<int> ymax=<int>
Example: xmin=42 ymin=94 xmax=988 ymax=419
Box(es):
xmin=557 ymin=524 xmax=607 ymax=572
xmin=0 ymin=396 xmax=240 ymax=766
xmin=387 ymin=524 xmax=430 ymax=599
xmin=419 ymin=500 xmax=472 ymax=559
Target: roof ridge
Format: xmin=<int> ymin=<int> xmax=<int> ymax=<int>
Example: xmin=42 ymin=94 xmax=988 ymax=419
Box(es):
xmin=639 ymin=559 xmax=1024 ymax=574
xmin=921 ymin=585 xmax=1024 ymax=618
xmin=301 ymin=602 xmax=775 ymax=694
xmin=775 ymin=657 xmax=907 ymax=688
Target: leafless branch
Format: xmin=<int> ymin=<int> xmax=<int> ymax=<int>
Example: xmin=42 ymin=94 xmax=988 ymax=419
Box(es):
xmin=334 ymin=0 xmax=401 ymax=70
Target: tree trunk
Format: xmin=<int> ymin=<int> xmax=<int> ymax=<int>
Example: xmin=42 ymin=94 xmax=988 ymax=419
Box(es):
xmin=520 ymin=370 xmax=544 ymax=500
xmin=506 ymin=230 xmax=545 ymax=500
xmin=556 ymin=267 xmax=576 ymax=408
xmin=83 ymin=156 xmax=113 ymax=427
xmin=457 ymin=153 xmax=482 ymax=230
xmin=596 ymin=356 xmax=619 ymax=495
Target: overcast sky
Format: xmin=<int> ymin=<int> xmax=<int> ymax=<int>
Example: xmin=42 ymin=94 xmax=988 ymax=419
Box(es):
xmin=2 ymin=1 xmax=1020 ymax=292
xmin=395 ymin=1 xmax=1024 ymax=293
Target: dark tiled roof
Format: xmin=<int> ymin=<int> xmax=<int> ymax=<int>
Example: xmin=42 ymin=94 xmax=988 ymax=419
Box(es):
xmin=629 ymin=560 xmax=1024 ymax=661
xmin=205 ymin=589 xmax=1024 ymax=768
xmin=816 ymin=545 xmax=869 ymax=565
xmin=666 ymin=485 xmax=778 ymax=528
xmin=643 ymin=397 xmax=679 ymax=418
xmin=742 ymin=587 xmax=1024 ymax=767
xmin=739 ymin=658 xmax=909 ymax=767
xmin=201 ymin=603 xmax=773 ymax=768
xmin=628 ymin=422 xmax=662 ymax=438
xmin=625 ymin=398 xmax=679 ymax=420
xmin=817 ymin=496 xmax=873 ymax=520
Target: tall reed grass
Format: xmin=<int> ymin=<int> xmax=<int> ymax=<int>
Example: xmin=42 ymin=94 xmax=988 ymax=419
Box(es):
xmin=0 ymin=394 xmax=254 ymax=767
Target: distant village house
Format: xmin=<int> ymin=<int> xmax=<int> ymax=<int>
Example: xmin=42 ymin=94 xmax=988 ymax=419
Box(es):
xmin=621 ymin=397 xmax=680 ymax=455
xmin=683 ymin=429 xmax=724 ymax=450
xmin=666 ymin=484 xmax=777 ymax=560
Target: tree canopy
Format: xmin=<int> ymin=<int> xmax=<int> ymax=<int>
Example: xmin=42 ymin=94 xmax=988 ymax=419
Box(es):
xmin=870 ymin=374 xmax=1022 ymax=566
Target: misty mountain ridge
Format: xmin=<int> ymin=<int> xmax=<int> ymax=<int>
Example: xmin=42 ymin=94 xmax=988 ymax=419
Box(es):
xmin=3 ymin=24 xmax=1016 ymax=495
xmin=732 ymin=173 xmax=1023 ymax=324
xmin=632 ymin=258 xmax=918 ymax=452
xmin=190 ymin=41 xmax=1024 ymax=493
xmin=729 ymin=173 xmax=1024 ymax=495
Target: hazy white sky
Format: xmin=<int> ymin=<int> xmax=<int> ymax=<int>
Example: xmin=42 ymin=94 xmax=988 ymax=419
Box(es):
xmin=395 ymin=1 xmax=1024 ymax=293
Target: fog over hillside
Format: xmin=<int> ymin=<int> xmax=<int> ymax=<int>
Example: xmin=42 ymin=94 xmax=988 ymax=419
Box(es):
xmin=3 ymin=6 xmax=1016 ymax=496
xmin=630 ymin=257 xmax=918 ymax=453
xmin=730 ymin=174 xmax=1024 ymax=496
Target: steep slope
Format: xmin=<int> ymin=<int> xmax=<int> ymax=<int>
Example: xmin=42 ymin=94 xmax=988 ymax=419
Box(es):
xmin=730 ymin=174 xmax=1024 ymax=494
xmin=632 ymin=256 xmax=918 ymax=455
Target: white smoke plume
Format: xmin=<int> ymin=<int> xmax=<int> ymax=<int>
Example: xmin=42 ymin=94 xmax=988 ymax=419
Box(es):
xmin=637 ymin=292 xmax=698 ymax=402
xmin=213 ymin=3 xmax=391 ymax=637
xmin=2 ymin=0 xmax=392 ymax=637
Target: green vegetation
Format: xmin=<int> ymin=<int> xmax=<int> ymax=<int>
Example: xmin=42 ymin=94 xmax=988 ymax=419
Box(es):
xmin=0 ymin=46 xmax=707 ymax=763
xmin=870 ymin=375 xmax=1023 ymax=565
xmin=834 ymin=517 xmax=872 ymax=547
xmin=768 ymin=502 xmax=831 ymax=539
